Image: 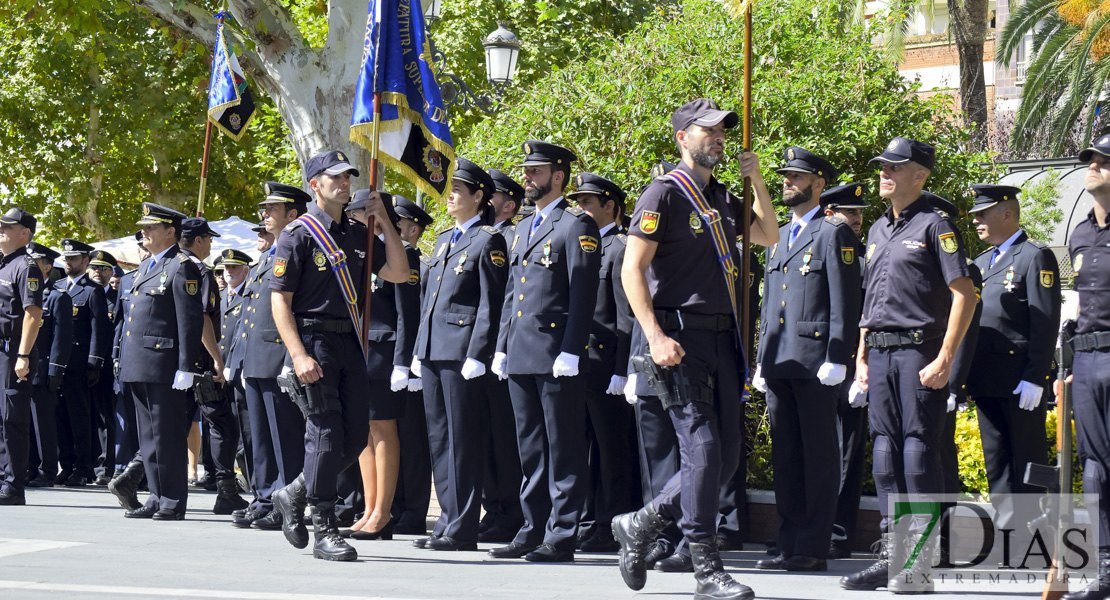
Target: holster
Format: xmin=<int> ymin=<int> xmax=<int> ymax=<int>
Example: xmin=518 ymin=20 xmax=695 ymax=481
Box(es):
xmin=631 ymin=354 xmax=715 ymax=409
xmin=192 ymin=371 xmax=222 ymax=406
xmin=277 ymin=371 xmax=338 ymax=418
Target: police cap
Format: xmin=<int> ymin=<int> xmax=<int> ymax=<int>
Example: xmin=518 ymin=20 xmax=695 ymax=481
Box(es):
xmin=869 ymin=137 xmax=936 ymax=171
xmin=776 ymin=146 xmax=838 ymax=182
xmin=260 ymin=181 xmax=312 ymax=209
xmin=821 ymin=183 xmax=869 ymax=209
xmin=517 ymin=141 xmax=577 ymax=168
xmin=26 ymin=242 xmax=59 ymax=262
xmin=671 ymin=98 xmax=739 ymax=135
xmin=488 ymin=168 xmax=525 ymax=202
xmin=568 ymin=173 xmax=627 ymax=205
xmin=60 ymin=239 xmax=95 ymax=257
xmin=968 ymin=184 xmax=1022 ymax=214
xmin=453 ymin=158 xmax=496 ymax=196
xmin=305 ymin=149 xmax=360 ymax=180
xmin=1079 ymin=133 xmax=1110 ymax=163
xmin=89 ymin=250 xmax=118 ymax=268
xmin=0 ymin=208 xmax=36 ymax=235
xmin=181 ymin=217 xmax=221 ymax=239
xmin=219 ymin=248 xmax=252 ymax=266
xmin=394 ymin=195 xmax=434 ymax=228
xmin=136 ymin=202 xmax=186 ymax=228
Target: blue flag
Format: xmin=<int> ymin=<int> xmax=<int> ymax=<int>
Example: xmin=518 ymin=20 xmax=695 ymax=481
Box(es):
xmin=208 ymin=15 xmax=256 ymax=142
xmin=350 ymin=0 xmax=454 ymax=199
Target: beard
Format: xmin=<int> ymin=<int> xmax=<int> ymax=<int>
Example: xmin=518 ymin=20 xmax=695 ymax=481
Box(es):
xmin=65 ymin=263 xmax=86 ymax=278
xmin=525 ymin=178 xmax=552 ymax=202
xmin=783 ymin=183 xmax=813 ymax=208
xmin=688 ymin=137 xmax=724 ymax=170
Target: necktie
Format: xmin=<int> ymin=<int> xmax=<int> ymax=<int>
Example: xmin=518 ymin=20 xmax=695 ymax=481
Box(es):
xmin=146 ymin=259 xmax=155 ymax=274
xmin=788 ymin=222 xmax=801 ymax=248
xmin=530 ymin=213 xmax=545 ymax=241
xmin=451 ymin=228 xmax=462 ymax=246
xmin=989 ymin=248 xmax=1001 ymax=267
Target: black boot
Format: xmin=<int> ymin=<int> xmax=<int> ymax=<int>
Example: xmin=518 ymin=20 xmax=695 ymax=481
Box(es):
xmin=107 ymin=459 xmax=144 ymax=511
xmin=273 ymin=474 xmax=309 ymax=549
xmin=312 ymin=503 xmax=357 ymax=562
xmin=689 ymin=541 xmax=755 ymax=600
xmin=888 ymin=532 xmax=935 ymax=594
xmin=612 ymin=503 xmax=670 ymax=590
xmin=840 ymin=533 xmax=892 ymax=591
xmin=1062 ymin=552 xmax=1110 ymax=600
xmin=213 ymin=478 xmax=250 ymax=515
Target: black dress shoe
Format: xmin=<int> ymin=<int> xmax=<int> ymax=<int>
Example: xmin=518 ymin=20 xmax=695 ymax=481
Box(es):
xmin=488 ymin=541 xmax=536 ymax=559
xmin=717 ymin=536 xmax=745 ymax=552
xmin=756 ymin=555 xmax=786 ymax=570
xmin=53 ymin=469 xmax=72 ymax=486
xmin=783 ymin=555 xmax=827 ymax=571
xmin=152 ymin=509 xmax=185 ymax=521
xmin=579 ymin=530 xmax=621 ymax=553
xmin=63 ymin=474 xmax=88 ymax=487
xmin=232 ymin=508 xmax=268 ymax=529
xmin=477 ymin=525 xmax=517 ymax=544
xmin=251 ymin=510 xmax=283 ymax=530
xmin=413 ymin=535 xmax=437 ymax=549
xmin=231 ymin=508 xmax=248 ymax=519
xmin=828 ymin=544 xmax=852 ymax=559
xmin=193 ymin=473 xmax=215 ymax=489
xmin=525 ymin=543 xmax=574 ymax=563
xmin=426 ymin=536 xmax=477 ymax=551
xmin=655 ymin=552 xmax=694 ymax=572
xmin=25 ymin=475 xmax=54 ymax=488
xmin=125 ymin=505 xmax=157 ymax=519
xmin=350 ymin=520 xmax=394 ymax=541
xmin=0 ymin=490 xmax=26 ymax=506
xmin=94 ymin=473 xmax=111 ymax=486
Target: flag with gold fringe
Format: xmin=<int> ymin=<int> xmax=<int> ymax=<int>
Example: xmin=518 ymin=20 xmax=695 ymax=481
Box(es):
xmin=350 ymin=0 xmax=454 ymax=199
xmin=207 ymin=13 xmax=256 ymax=142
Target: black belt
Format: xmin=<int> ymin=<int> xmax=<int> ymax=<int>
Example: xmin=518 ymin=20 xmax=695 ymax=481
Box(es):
xmin=656 ymin=310 xmax=734 ymax=332
xmin=1071 ymin=331 xmax=1110 ymax=352
xmin=296 ymin=316 xmax=355 ymax=334
xmin=865 ymin=329 xmax=927 ymax=349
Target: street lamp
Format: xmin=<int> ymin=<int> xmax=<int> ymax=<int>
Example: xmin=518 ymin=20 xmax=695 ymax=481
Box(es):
xmin=423 ymin=4 xmax=520 ymax=115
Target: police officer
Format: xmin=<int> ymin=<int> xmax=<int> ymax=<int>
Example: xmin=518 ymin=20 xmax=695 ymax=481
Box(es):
xmin=25 ymin=243 xmax=68 ymax=491
xmin=568 ymin=172 xmax=638 ymax=553
xmin=389 ymin=195 xmax=437 ymax=536
xmin=477 ymin=168 xmax=526 ymax=542
xmin=54 ymin=239 xmax=111 ymax=487
xmin=229 ymin=183 xmax=309 ymax=530
xmin=216 ymin=249 xmax=254 ymax=502
xmin=1061 ymin=135 xmax=1110 ymax=600
xmin=841 ymin=138 xmax=976 ymax=593
xmin=752 ymin=147 xmax=861 ymax=572
xmin=490 ymin=141 xmax=601 ymax=563
xmin=965 ymin=184 xmax=1060 ymax=539
xmin=820 ymin=183 xmax=869 ymax=558
xmin=117 ymin=203 xmax=205 ymax=520
xmin=613 ymin=99 xmax=779 ymax=600
xmin=0 ymin=208 xmax=44 ymax=506
xmin=411 ymin=158 xmax=508 ymax=551
xmin=269 ymin=150 xmax=410 ymax=561
xmin=88 ymin=249 xmax=120 ymax=483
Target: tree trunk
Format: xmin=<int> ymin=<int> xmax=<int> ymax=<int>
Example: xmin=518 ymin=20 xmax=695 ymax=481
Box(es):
xmin=77 ymin=37 xmax=112 ymax=240
xmin=950 ymin=0 xmax=990 ymax=150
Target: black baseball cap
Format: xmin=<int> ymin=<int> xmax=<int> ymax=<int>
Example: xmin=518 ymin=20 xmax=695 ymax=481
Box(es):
xmin=181 ymin=217 xmax=221 ymax=239
xmin=776 ymin=146 xmax=838 ymax=182
xmin=1079 ymin=133 xmax=1110 ymax=163
xmin=0 ymin=207 xmax=36 ymax=234
xmin=821 ymin=183 xmax=869 ymax=209
xmin=670 ymin=98 xmax=739 ymax=136
xmin=305 ymin=150 xmax=360 ymax=180
xmin=870 ymin=137 xmax=936 ymax=171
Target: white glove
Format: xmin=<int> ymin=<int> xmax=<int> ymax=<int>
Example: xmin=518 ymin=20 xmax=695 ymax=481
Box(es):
xmin=848 ymin=380 xmax=868 ymax=408
xmin=958 ymin=401 xmax=971 ymax=413
xmin=606 ymin=375 xmax=627 ymax=396
xmin=624 ymin=373 xmax=640 ymax=405
xmin=817 ymin=362 xmax=847 ymax=387
xmin=222 ymin=367 xmax=231 ymax=382
xmin=947 ymin=393 xmax=957 ymax=413
xmin=410 ymin=357 xmax=422 ymax=378
xmin=407 ymin=378 xmax=423 ymax=392
xmin=390 ymin=366 xmax=410 ymax=392
xmin=1014 ymin=380 xmax=1044 ymax=411
xmin=462 ymin=358 xmax=486 ymax=380
xmin=172 ymin=370 xmax=196 ymax=391
xmin=492 ymin=352 xmax=507 ymax=380
xmin=751 ymin=365 xmax=767 ymax=393
xmin=552 ymin=352 xmax=579 ymax=378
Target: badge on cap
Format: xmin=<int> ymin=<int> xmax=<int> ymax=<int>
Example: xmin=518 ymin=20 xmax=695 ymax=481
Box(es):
xmin=337 ymin=152 xmax=346 ymax=161
xmin=96 ymin=251 xmax=104 ymax=260
xmin=640 ymin=211 xmax=660 ymax=234
xmin=143 ymin=205 xmax=151 ymax=216
xmin=576 ymin=175 xmax=583 ymax=187
xmin=888 ymin=140 xmax=898 ymax=151
xmin=524 ymin=142 xmax=533 ymax=155
xmin=939 ymin=232 xmax=958 ymax=254
xmin=855 ymin=186 xmax=863 ymax=197
xmin=63 ymin=241 xmax=73 ymax=252
xmin=788 ymin=148 xmax=796 ymax=160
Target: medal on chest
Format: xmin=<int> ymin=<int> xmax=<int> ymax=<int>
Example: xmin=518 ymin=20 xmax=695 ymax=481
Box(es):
xmin=770 ymin=244 xmax=777 ymax=259
xmin=799 ymin=248 xmax=813 ymax=276
xmin=313 ymin=250 xmax=327 ymax=271
xmin=540 ymin=240 xmax=553 ymax=268
xmin=156 ymin=271 xmax=168 ymax=294
xmin=1004 ymin=266 xmax=1016 ymax=292
xmin=370 ymin=273 xmax=379 ymax=292
xmin=454 ymin=252 xmax=468 ymax=275
xmin=689 ymin=211 xmax=704 ymax=233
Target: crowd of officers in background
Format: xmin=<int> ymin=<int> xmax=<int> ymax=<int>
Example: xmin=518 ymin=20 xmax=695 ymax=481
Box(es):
xmin=0 ymin=98 xmax=1109 ymax=600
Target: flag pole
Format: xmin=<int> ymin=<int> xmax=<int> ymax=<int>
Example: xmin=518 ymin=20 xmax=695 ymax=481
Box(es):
xmin=361 ymin=1 xmax=383 ymax=365
xmin=740 ymin=3 xmax=754 ymax=362
xmin=197 ymin=10 xmax=226 ymax=218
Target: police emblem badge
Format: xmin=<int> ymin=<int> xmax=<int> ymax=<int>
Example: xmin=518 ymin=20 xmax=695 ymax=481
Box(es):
xmin=408 ymin=269 xmax=420 ymax=285
xmin=1041 ymin=270 xmax=1054 ymax=288
xmin=689 ymin=212 xmax=703 ymax=232
xmin=579 ymin=236 xmax=599 ymax=253
xmin=490 ymin=250 xmax=506 ymax=267
xmin=274 ymin=258 xmax=287 ymax=277
xmin=841 ymin=247 xmax=854 ymax=265
xmin=28 ymin=277 xmax=38 ymax=292
xmin=640 ymin=211 xmax=660 ymax=234
xmin=313 ymin=250 xmax=327 ymax=269
xmin=185 ymin=280 xmax=198 ymax=296
xmin=939 ymin=232 xmax=958 ymax=254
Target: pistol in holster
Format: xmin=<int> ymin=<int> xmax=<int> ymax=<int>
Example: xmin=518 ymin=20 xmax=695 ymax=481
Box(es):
xmin=631 ymin=354 xmax=714 ymax=409
xmin=192 ymin=371 xmax=222 ymax=406
xmin=276 ymin=371 xmax=332 ymax=418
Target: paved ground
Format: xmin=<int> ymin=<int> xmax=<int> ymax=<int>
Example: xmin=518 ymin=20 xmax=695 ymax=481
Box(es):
xmin=0 ymin=486 xmax=1059 ymax=599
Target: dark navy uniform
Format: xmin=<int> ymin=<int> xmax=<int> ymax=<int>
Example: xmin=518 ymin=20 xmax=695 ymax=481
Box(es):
xmin=496 ymin=151 xmax=601 ymax=555
xmin=757 ymin=148 xmax=861 ymax=564
xmin=118 ymin=203 xmax=204 ymax=517
xmin=88 ymin=250 xmax=120 ymax=478
xmin=216 ymin=249 xmax=254 ymax=503
xmin=110 ymin=265 xmax=140 ymax=474
xmin=27 ymin=245 xmax=72 ymax=485
xmin=55 ymin=241 xmax=111 ymax=484
xmin=0 ymin=231 xmax=44 ymax=501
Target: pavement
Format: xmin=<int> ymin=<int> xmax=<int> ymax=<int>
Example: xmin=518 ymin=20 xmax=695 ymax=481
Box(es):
xmin=0 ymin=486 xmax=1057 ymax=599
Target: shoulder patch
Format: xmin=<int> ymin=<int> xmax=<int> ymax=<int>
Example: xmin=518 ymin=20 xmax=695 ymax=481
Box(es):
xmin=939 ymin=232 xmax=958 ymax=254
xmin=579 ymin=235 xmax=599 ymax=253
xmin=566 ymin=206 xmax=585 ymax=216
xmin=179 ymin=254 xmax=189 ymax=263
xmin=1028 ymin=238 xmax=1047 ymax=249
xmin=825 ymin=215 xmax=846 ymax=226
xmin=407 ymin=269 xmax=420 ymax=285
xmin=482 ymin=225 xmax=497 ymax=234
xmin=490 ymin=250 xmax=506 ymax=267
xmin=640 ymin=211 xmax=661 ymax=234
xmin=274 ymin=257 xmax=287 ymax=277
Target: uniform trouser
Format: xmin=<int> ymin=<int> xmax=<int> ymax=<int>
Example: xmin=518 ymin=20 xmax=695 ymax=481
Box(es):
xmin=0 ymin=348 xmax=34 ymax=495
xmin=507 ymin=372 xmax=587 ymax=551
xmin=29 ymin=385 xmax=58 ymax=479
xmin=422 ymin=361 xmax=487 ymax=541
xmin=833 ymin=385 xmax=868 ymax=551
xmin=131 ymin=382 xmax=188 ymax=513
xmin=56 ymin=366 xmax=95 ymax=476
xmin=299 ymin=329 xmax=370 ymax=506
xmin=114 ymin=383 xmax=139 ymax=471
xmin=231 ymin=382 xmax=252 ymax=490
xmin=480 ymin=377 xmax=522 ymax=532
xmin=392 ymin=388 xmax=431 ymax=531
xmin=192 ymin=389 xmax=240 ymax=481
xmin=976 ymin=394 xmax=1048 ymax=533
xmin=634 ymin=395 xmax=684 ymax=552
xmin=1071 ymin=349 xmax=1110 ymax=552
xmin=765 ymin=377 xmax=840 ymax=558
xmin=245 ymin=377 xmax=305 ymax=511
xmin=651 ymin=327 xmax=744 ymax=544
xmin=89 ymin=368 xmax=115 ymax=474
xmin=582 ymin=386 xmax=639 ymax=533
xmin=867 ymin=340 xmax=946 ymax=532
xmin=715 ymin=410 xmax=748 ymax=546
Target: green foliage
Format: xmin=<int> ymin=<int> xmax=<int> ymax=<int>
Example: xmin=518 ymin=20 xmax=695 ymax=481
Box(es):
xmin=459 ymin=0 xmax=999 ymax=254
xmin=1018 ymin=169 xmax=1064 ymax=244
xmin=954 ymin=408 xmax=989 ymax=499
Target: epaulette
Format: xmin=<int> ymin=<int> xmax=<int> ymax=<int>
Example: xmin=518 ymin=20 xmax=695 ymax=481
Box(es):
xmin=566 ymin=206 xmax=585 ymax=217
xmin=1028 ymin=239 xmax=1047 ymax=249
xmin=825 ymin=215 xmax=846 ymax=226
xmin=283 ymin=221 xmax=301 ymax=233
xmin=966 ymin=258 xmax=975 ymax=266
xmin=975 ymin=247 xmax=993 ymax=259
xmin=178 ymin=254 xmax=189 ymax=263
xmin=481 ymin=225 xmax=497 ymax=234
xmin=615 ymin=233 xmax=628 ymax=245
xmin=419 ymin=255 xmax=433 ymax=266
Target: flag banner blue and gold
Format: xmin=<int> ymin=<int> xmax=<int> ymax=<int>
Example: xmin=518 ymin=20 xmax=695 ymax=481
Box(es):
xmin=208 ymin=14 xmax=256 ymax=142
xmin=350 ymin=0 xmax=455 ymax=199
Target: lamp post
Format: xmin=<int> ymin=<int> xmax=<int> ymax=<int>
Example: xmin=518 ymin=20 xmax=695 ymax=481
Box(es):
xmin=423 ymin=1 xmax=520 ymax=115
